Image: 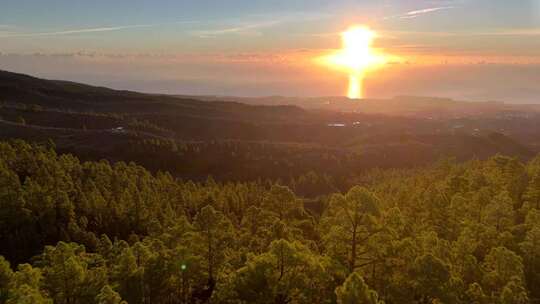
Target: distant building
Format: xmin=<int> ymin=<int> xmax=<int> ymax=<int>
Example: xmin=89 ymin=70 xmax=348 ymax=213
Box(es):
xmin=111 ymin=127 xmax=126 ymax=133
xmin=353 ymin=121 xmax=372 ymax=127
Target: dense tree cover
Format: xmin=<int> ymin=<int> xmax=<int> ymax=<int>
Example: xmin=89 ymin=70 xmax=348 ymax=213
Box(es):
xmin=0 ymin=103 xmax=172 ymax=136
xmin=0 ymin=140 xmax=539 ymax=303
xmin=4 ymin=86 xmax=534 ymax=192
xmin=96 ymin=137 xmax=469 ymax=192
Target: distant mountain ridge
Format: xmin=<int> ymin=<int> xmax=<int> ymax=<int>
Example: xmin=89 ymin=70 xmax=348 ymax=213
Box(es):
xmin=181 ymin=94 xmax=540 ymax=118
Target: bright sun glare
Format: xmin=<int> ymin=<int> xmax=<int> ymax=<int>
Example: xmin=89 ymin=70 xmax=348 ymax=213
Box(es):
xmin=320 ymin=26 xmax=388 ymax=99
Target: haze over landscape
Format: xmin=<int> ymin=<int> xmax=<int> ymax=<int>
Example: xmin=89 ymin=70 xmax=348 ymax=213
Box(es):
xmin=1 ymin=1 xmax=540 ymax=304
xmin=2 ymin=0 xmax=540 ymax=102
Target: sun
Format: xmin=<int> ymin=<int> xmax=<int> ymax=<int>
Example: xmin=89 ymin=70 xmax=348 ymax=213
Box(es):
xmin=319 ymin=26 xmax=388 ymax=99
xmin=330 ymin=26 xmax=382 ymax=72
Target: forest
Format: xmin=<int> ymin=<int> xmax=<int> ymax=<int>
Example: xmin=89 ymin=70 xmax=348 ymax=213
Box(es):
xmin=0 ymin=139 xmax=539 ymax=303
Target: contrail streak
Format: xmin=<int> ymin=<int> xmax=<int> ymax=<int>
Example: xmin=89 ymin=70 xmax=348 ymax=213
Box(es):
xmin=0 ymin=21 xmax=195 ymax=38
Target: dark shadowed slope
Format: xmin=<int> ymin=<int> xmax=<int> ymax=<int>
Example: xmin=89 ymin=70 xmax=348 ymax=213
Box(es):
xmin=0 ymin=69 xmax=308 ymax=122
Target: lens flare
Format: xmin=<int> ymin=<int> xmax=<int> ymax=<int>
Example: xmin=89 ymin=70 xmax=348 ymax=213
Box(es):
xmin=319 ymin=25 xmax=390 ymax=99
xmin=348 ymin=74 xmax=363 ymax=100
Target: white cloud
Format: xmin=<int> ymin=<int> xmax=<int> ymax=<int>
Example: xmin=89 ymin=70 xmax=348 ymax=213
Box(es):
xmin=383 ymin=28 xmax=540 ymax=37
xmin=191 ymin=21 xmax=281 ymax=38
xmin=405 ymin=7 xmax=455 ymax=17
xmin=190 ymin=12 xmax=333 ymax=38
xmin=384 ymin=6 xmax=455 ymax=20
xmin=471 ymin=28 xmax=540 ymax=36
xmin=0 ymin=21 xmax=195 ymax=38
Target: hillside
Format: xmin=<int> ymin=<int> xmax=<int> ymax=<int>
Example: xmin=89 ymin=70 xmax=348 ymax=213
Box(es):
xmin=0 ymin=69 xmax=308 ymax=121
xmin=0 ymin=69 xmax=537 ymax=187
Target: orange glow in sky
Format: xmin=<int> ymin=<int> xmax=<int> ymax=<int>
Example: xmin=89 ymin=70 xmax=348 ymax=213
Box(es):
xmin=320 ymin=26 xmax=390 ymax=99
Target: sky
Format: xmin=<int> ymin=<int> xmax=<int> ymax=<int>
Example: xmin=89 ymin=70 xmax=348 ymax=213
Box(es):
xmin=1 ymin=0 xmax=540 ymax=103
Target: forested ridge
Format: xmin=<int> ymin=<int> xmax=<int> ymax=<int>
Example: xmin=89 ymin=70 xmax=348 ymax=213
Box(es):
xmin=1 ymin=140 xmax=539 ymax=303
xmin=2 ymin=69 xmax=539 ymax=197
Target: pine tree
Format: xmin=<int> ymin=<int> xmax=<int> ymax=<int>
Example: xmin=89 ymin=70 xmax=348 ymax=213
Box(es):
xmin=96 ymin=285 xmax=126 ymax=304
xmin=335 ymin=272 xmax=382 ymax=304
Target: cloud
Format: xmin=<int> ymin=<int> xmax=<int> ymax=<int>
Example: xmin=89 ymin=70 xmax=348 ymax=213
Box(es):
xmin=470 ymin=28 xmax=540 ymax=36
xmin=190 ymin=12 xmax=333 ymax=38
xmin=191 ymin=21 xmax=281 ymax=38
xmin=384 ymin=6 xmax=455 ymax=20
xmin=0 ymin=24 xmax=17 ymax=35
xmin=405 ymin=6 xmax=455 ymax=17
xmin=0 ymin=21 xmax=195 ymax=38
xmin=382 ymin=28 xmax=540 ymax=38
xmin=0 ymin=49 xmax=318 ymax=67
